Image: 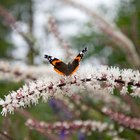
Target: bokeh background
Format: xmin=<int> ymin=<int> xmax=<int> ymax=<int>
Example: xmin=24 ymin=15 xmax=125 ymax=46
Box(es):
xmin=0 ymin=0 xmax=140 ymax=139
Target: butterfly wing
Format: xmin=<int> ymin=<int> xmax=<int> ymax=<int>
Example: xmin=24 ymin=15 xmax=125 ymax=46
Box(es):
xmin=69 ymin=47 xmax=87 ymax=75
xmin=44 ymin=55 xmax=68 ymax=76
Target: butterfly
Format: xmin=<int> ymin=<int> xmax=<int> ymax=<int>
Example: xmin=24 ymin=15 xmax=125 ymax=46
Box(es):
xmin=44 ymin=47 xmax=87 ymax=76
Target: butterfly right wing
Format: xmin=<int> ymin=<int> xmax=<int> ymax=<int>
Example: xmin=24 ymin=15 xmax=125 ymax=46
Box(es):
xmin=69 ymin=47 xmax=87 ymax=75
xmin=44 ymin=55 xmax=67 ymax=76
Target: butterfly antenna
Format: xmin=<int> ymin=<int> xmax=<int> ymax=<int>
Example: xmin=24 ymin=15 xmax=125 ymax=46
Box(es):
xmin=84 ymin=47 xmax=87 ymax=52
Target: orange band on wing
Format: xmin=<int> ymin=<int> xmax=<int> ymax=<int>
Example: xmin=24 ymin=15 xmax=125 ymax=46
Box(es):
xmin=52 ymin=60 xmax=62 ymax=65
xmin=75 ymin=56 xmax=81 ymax=62
xmin=54 ymin=68 xmax=65 ymax=76
xmin=70 ymin=65 xmax=79 ymax=76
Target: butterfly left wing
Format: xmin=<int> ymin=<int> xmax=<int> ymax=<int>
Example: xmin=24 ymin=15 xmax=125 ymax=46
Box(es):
xmin=69 ymin=47 xmax=87 ymax=75
xmin=44 ymin=55 xmax=68 ymax=76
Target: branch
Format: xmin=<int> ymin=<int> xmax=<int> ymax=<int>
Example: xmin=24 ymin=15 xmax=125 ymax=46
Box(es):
xmin=26 ymin=119 xmax=117 ymax=137
xmin=0 ymin=61 xmax=53 ymax=81
xmin=102 ymin=107 xmax=140 ymax=131
xmin=1 ymin=66 xmax=140 ymax=116
xmin=0 ymin=130 xmax=13 ymax=140
xmin=47 ymin=14 xmax=73 ymax=58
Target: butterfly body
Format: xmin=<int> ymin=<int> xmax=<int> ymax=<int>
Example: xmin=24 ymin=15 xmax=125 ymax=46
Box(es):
xmin=44 ymin=48 xmax=87 ymax=76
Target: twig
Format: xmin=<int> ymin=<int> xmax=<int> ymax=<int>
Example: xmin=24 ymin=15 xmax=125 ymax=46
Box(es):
xmin=102 ymin=107 xmax=140 ymax=132
xmin=0 ymin=130 xmax=13 ymax=140
xmin=47 ymin=14 xmax=73 ymax=58
xmin=26 ymin=118 xmax=116 ymax=135
xmin=0 ymin=61 xmax=53 ymax=82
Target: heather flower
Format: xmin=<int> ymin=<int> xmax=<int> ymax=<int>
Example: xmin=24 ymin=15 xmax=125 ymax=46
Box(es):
xmin=0 ymin=61 xmax=54 ymax=81
xmin=26 ymin=119 xmax=126 ymax=139
xmin=102 ymin=107 xmax=140 ymax=130
xmin=0 ymin=65 xmax=140 ymax=116
xmin=26 ymin=119 xmax=113 ymax=134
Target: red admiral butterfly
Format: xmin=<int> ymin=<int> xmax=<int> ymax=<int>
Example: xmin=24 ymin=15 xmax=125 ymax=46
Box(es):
xmin=44 ymin=48 xmax=87 ymax=76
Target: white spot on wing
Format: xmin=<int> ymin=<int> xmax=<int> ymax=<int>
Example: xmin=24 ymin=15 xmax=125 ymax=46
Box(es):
xmin=51 ymin=57 xmax=54 ymax=59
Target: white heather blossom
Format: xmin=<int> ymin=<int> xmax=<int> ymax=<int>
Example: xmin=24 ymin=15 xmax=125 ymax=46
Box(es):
xmin=121 ymin=69 xmax=134 ymax=83
xmin=26 ymin=118 xmax=126 ymax=139
xmin=132 ymin=70 xmax=140 ymax=84
xmin=26 ymin=119 xmax=114 ymax=133
xmin=0 ymin=61 xmax=55 ymax=81
xmin=0 ymin=99 xmax=4 ymax=106
xmin=85 ymin=88 xmax=130 ymax=112
xmin=1 ymin=107 xmax=8 ymax=116
xmin=120 ymin=86 xmax=128 ymax=95
xmin=0 ymin=65 xmax=140 ymax=116
xmin=131 ymin=87 xmax=140 ymax=97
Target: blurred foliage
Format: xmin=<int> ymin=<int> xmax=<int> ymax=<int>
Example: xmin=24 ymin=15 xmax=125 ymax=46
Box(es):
xmin=70 ymin=28 xmax=129 ymax=67
xmin=0 ymin=0 xmax=31 ymax=21
xmin=0 ymin=0 xmax=34 ymax=62
xmin=115 ymin=0 xmax=140 ymax=55
xmin=70 ymin=0 xmax=140 ymax=68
